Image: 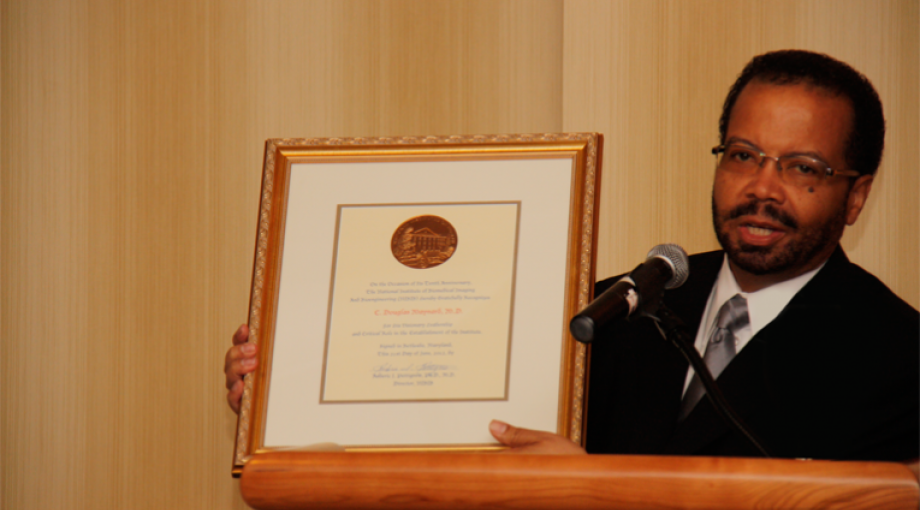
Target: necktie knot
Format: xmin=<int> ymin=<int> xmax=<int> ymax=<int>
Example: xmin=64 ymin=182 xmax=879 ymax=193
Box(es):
xmin=716 ymin=294 xmax=749 ymax=335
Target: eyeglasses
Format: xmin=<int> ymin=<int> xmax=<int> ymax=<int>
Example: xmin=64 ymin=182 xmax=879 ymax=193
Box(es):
xmin=712 ymin=142 xmax=860 ymax=188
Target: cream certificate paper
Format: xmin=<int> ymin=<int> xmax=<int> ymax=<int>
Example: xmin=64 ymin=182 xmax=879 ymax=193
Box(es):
xmin=321 ymin=202 xmax=520 ymax=402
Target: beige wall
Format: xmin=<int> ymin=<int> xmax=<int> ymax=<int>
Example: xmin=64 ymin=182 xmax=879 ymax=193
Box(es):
xmin=564 ymin=0 xmax=919 ymax=287
xmin=1 ymin=1 xmax=915 ymax=508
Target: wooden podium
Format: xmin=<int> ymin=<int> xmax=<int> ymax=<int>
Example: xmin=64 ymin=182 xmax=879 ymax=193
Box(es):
xmin=240 ymin=451 xmax=919 ymax=509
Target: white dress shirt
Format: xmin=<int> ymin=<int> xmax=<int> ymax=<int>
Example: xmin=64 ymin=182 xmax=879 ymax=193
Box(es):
xmin=681 ymin=254 xmax=826 ymax=395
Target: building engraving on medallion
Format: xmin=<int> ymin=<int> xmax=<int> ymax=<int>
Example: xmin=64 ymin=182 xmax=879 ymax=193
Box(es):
xmin=391 ymin=215 xmax=458 ymax=269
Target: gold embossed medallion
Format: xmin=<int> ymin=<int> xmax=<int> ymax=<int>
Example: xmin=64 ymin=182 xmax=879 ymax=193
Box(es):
xmin=391 ymin=215 xmax=458 ymax=269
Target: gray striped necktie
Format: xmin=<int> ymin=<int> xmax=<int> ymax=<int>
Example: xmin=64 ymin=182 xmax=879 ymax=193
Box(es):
xmin=678 ymin=293 xmax=749 ymax=422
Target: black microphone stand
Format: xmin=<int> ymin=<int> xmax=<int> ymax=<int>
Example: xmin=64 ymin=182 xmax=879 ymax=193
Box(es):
xmin=640 ymin=301 xmax=771 ymax=458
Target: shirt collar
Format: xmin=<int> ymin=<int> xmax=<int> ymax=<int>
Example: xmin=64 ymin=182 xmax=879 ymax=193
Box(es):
xmin=713 ymin=254 xmax=826 ymax=338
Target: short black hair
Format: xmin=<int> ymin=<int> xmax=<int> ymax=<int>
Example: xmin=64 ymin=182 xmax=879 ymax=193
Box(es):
xmin=719 ymin=50 xmax=885 ymax=176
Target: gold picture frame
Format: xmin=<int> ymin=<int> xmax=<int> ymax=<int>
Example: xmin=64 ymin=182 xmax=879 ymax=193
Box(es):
xmin=233 ymin=133 xmax=603 ymax=475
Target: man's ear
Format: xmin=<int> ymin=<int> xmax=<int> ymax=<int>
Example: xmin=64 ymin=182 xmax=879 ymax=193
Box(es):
xmin=845 ymin=174 xmax=874 ymax=226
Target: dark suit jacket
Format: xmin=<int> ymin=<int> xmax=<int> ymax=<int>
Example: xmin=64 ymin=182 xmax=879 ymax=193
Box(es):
xmin=585 ymin=247 xmax=919 ymax=461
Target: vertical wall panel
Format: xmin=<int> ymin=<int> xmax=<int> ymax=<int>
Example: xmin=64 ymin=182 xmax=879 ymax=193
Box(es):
xmin=2 ymin=1 xmax=562 ymax=509
xmin=564 ymin=0 xmax=918 ymax=309
xmin=1 ymin=1 xmax=92 ymax=509
xmin=243 ymin=0 xmax=562 ymax=141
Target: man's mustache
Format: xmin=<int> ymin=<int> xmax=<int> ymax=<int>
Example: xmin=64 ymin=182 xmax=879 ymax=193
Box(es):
xmin=727 ymin=200 xmax=798 ymax=230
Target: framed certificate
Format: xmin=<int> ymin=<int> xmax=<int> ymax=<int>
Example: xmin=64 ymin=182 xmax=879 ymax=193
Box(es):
xmin=233 ymin=133 xmax=603 ymax=474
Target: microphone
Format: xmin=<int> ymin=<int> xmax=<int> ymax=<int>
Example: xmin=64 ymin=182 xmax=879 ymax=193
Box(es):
xmin=570 ymin=244 xmax=689 ymax=343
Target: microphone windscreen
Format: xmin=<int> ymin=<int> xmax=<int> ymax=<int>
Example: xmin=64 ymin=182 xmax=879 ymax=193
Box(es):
xmin=647 ymin=244 xmax=689 ymax=289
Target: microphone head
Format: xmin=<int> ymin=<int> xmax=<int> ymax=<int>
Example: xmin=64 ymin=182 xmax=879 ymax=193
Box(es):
xmin=647 ymin=244 xmax=689 ymax=289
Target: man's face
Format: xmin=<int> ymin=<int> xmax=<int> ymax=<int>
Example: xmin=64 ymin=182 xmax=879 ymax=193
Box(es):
xmin=712 ymin=81 xmax=873 ymax=289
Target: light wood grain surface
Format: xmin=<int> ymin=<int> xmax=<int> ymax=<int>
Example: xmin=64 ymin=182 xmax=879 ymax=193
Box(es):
xmin=2 ymin=1 xmax=916 ymax=509
xmin=240 ymin=451 xmax=920 ymax=510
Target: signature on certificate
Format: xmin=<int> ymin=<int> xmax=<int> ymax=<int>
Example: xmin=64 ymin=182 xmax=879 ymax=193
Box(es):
xmin=373 ymin=362 xmax=457 ymax=373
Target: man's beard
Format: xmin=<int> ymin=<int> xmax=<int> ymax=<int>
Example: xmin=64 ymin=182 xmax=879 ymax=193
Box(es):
xmin=712 ymin=197 xmax=847 ymax=276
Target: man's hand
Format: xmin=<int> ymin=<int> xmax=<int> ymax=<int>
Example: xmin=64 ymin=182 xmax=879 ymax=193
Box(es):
xmin=489 ymin=420 xmax=587 ymax=454
xmin=224 ymin=324 xmax=258 ymax=414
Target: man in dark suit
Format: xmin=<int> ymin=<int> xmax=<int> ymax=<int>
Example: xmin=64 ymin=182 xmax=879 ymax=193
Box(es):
xmin=586 ymin=247 xmax=918 ymax=460
xmin=487 ymin=50 xmax=919 ymax=461
xmin=225 ymin=50 xmax=919 ymax=460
